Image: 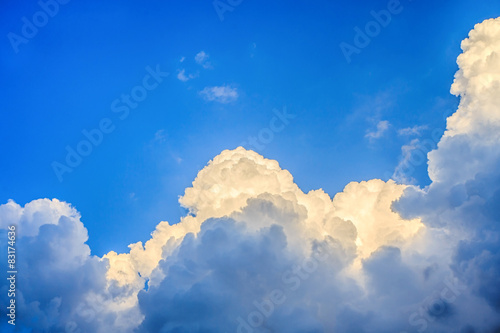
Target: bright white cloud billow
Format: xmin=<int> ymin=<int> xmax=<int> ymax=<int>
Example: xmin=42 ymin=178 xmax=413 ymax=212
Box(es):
xmin=1 ymin=17 xmax=500 ymax=333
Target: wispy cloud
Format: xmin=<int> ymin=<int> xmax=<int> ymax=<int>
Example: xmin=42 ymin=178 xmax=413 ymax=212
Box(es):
xmin=366 ymin=120 xmax=390 ymax=140
xmin=398 ymin=125 xmax=428 ymax=136
xmin=154 ymin=129 xmax=167 ymax=143
xmin=392 ymin=138 xmax=421 ymax=184
xmin=200 ymin=85 xmax=238 ymax=103
xmin=195 ymin=51 xmax=213 ymax=69
xmin=250 ymin=42 xmax=257 ymax=58
xmin=177 ymin=69 xmax=197 ymax=82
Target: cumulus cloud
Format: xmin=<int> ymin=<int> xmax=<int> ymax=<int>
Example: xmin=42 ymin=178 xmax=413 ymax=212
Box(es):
xmin=0 ymin=199 xmax=142 ymax=333
xmin=200 ymin=85 xmax=238 ymax=103
xmin=394 ymin=18 xmax=500 ymax=328
xmin=2 ymin=16 xmax=500 ymax=333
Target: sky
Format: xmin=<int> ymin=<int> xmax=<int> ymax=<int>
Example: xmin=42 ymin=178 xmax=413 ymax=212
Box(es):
xmin=1 ymin=1 xmax=500 ymax=332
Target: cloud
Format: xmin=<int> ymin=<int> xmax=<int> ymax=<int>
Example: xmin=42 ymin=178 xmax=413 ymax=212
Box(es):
xmin=176 ymin=69 xmax=197 ymax=82
xmin=250 ymin=42 xmax=257 ymax=58
xmin=0 ymin=149 xmax=424 ymax=332
xmin=199 ymin=85 xmax=238 ymax=103
xmin=2 ymin=16 xmax=500 ymax=333
xmin=392 ymin=138 xmax=422 ymax=184
xmin=365 ymin=120 xmax=390 ymax=140
xmin=0 ymin=199 xmax=142 ymax=333
xmin=398 ymin=124 xmax=428 ymax=136
xmin=393 ymin=18 xmax=500 ymax=325
xmin=195 ymin=51 xmax=212 ymax=69
xmin=153 ymin=129 xmax=167 ymax=143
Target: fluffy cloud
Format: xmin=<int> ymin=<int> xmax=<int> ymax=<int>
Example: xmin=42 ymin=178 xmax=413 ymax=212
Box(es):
xmin=428 ymin=17 xmax=500 ymax=185
xmin=0 ymin=199 xmax=142 ymax=333
xmin=394 ymin=18 xmax=500 ymax=329
xmin=200 ymin=85 xmax=239 ymax=103
xmin=2 ymin=17 xmax=500 ymax=333
xmin=0 ymin=149 xmax=425 ymax=332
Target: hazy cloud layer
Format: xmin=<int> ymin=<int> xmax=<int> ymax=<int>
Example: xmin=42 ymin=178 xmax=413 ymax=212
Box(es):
xmin=1 ymin=17 xmax=500 ymax=333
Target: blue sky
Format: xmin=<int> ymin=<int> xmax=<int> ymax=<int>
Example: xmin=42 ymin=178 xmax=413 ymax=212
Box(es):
xmin=1 ymin=0 xmax=500 ymax=259
xmin=3 ymin=2 xmax=500 ymax=332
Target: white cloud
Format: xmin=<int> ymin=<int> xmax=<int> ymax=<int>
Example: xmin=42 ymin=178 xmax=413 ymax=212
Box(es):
xmin=365 ymin=120 xmax=390 ymax=140
xmin=194 ymin=50 xmax=212 ymax=69
xmin=398 ymin=124 xmax=428 ymax=136
xmin=199 ymin=85 xmax=238 ymax=103
xmin=427 ymin=17 xmax=500 ymax=185
xmin=153 ymin=129 xmax=166 ymax=143
xmin=176 ymin=69 xmax=197 ymax=82
xmin=0 ymin=198 xmax=78 ymax=237
xmin=0 ymin=199 xmax=142 ymax=333
xmin=392 ymin=138 xmax=421 ymax=184
xmin=395 ymin=16 xmax=500 ymax=325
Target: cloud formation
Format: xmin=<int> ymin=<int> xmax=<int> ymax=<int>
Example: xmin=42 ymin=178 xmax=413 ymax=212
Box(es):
xmin=195 ymin=51 xmax=213 ymax=69
xmin=398 ymin=125 xmax=428 ymax=136
xmin=177 ymin=69 xmax=197 ymax=82
xmin=1 ymin=17 xmax=500 ymax=333
xmin=365 ymin=120 xmax=390 ymax=140
xmin=200 ymin=85 xmax=239 ymax=103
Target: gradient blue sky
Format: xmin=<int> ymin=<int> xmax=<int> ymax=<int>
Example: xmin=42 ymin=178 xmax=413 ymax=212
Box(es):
xmin=1 ymin=0 xmax=500 ymax=256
